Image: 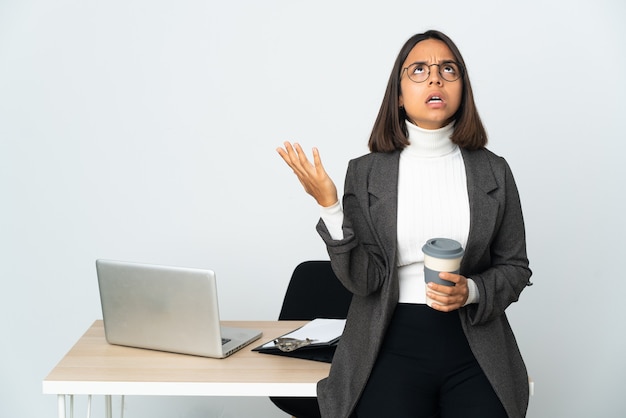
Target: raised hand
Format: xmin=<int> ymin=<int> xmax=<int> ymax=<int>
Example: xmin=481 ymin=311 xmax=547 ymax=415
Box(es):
xmin=276 ymin=141 xmax=338 ymax=207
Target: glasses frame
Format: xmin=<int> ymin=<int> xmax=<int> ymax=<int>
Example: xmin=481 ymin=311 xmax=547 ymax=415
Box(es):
xmin=401 ymin=61 xmax=464 ymax=83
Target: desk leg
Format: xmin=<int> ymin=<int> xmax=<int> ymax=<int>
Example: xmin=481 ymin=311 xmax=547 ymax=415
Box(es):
xmin=105 ymin=395 xmax=112 ymax=418
xmin=57 ymin=395 xmax=65 ymax=418
xmin=87 ymin=395 xmax=93 ymax=418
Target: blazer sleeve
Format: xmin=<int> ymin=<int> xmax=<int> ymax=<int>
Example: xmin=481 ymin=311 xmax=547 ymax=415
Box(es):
xmin=316 ymin=157 xmax=389 ymax=297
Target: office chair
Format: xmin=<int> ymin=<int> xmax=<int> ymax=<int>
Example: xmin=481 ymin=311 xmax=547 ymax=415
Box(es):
xmin=270 ymin=260 xmax=353 ymax=418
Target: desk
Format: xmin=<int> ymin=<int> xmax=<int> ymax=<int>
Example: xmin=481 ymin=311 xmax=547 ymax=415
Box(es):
xmin=43 ymin=320 xmax=330 ymax=418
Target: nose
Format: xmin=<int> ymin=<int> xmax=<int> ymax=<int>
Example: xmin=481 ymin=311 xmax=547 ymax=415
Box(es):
xmin=428 ymin=64 xmax=443 ymax=85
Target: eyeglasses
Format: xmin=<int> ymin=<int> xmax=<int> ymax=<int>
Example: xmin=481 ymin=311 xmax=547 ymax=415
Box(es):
xmin=402 ymin=61 xmax=463 ymax=83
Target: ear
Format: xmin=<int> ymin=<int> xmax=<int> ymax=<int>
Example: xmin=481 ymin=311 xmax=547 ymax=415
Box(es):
xmin=398 ymin=95 xmax=404 ymax=108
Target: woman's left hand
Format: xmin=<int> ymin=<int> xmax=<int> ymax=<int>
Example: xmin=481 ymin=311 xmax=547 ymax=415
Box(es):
xmin=426 ymin=272 xmax=469 ymax=312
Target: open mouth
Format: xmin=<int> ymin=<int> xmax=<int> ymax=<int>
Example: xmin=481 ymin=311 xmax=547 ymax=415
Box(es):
xmin=427 ymin=96 xmax=443 ymax=103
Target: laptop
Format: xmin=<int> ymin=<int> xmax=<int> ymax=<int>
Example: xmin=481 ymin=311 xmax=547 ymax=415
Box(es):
xmin=96 ymin=259 xmax=262 ymax=358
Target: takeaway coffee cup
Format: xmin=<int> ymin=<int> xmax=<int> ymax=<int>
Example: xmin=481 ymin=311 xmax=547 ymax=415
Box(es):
xmin=422 ymin=238 xmax=464 ymax=306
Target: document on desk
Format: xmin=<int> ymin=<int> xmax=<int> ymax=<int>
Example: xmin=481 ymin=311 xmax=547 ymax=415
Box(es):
xmin=259 ymin=318 xmax=346 ymax=349
xmin=253 ymin=318 xmax=346 ymax=363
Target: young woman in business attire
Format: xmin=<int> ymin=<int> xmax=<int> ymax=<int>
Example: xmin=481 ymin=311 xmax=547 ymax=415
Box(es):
xmin=277 ymin=30 xmax=532 ymax=418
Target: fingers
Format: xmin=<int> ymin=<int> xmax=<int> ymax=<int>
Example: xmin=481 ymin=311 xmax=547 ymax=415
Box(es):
xmin=277 ymin=142 xmax=312 ymax=174
xmin=438 ymin=272 xmax=465 ymax=285
xmin=277 ymin=141 xmax=329 ymax=180
xmin=294 ymin=142 xmax=311 ymax=166
xmin=427 ymin=291 xmax=464 ymax=312
xmin=427 ymin=273 xmax=468 ymax=312
xmin=276 ymin=141 xmax=300 ymax=167
xmin=311 ymin=147 xmax=326 ymax=173
xmin=276 ymin=142 xmax=339 ymax=207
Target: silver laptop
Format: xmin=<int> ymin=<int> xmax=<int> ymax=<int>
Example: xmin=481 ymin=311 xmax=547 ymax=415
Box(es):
xmin=96 ymin=259 xmax=262 ymax=358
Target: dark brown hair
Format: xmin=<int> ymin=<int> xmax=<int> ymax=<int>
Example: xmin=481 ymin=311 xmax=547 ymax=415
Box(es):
xmin=368 ymin=30 xmax=487 ymax=153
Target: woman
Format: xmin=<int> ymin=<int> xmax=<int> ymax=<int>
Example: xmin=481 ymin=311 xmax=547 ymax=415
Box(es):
xmin=277 ymin=30 xmax=532 ymax=418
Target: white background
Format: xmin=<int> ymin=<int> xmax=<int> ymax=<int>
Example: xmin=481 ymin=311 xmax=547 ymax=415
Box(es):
xmin=1 ymin=0 xmax=625 ymax=417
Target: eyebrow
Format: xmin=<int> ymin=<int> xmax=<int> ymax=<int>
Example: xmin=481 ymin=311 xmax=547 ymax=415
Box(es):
xmin=408 ymin=59 xmax=457 ymax=66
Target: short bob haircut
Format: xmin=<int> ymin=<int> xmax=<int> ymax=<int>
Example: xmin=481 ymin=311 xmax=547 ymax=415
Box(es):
xmin=368 ymin=30 xmax=487 ymax=153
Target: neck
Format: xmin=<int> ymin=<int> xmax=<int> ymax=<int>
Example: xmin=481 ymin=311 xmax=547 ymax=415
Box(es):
xmin=403 ymin=121 xmax=456 ymax=158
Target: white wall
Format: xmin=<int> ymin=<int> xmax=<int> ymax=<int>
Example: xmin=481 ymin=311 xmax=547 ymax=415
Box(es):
xmin=1 ymin=0 xmax=624 ymax=417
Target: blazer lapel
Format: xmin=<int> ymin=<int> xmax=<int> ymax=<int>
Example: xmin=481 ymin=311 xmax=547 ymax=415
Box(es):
xmin=461 ymin=148 xmax=499 ymax=271
xmin=366 ymin=152 xmax=400 ymax=262
xmin=360 ymin=149 xmax=499 ymax=272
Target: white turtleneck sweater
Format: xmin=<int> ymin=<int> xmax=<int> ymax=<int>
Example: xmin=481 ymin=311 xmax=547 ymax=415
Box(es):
xmin=320 ymin=121 xmax=479 ymax=305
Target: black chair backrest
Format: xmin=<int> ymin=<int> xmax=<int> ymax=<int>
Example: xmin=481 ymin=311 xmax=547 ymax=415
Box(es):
xmin=278 ymin=261 xmax=353 ymax=320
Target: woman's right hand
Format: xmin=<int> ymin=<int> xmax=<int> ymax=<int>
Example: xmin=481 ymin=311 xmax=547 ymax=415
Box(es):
xmin=276 ymin=141 xmax=338 ymax=207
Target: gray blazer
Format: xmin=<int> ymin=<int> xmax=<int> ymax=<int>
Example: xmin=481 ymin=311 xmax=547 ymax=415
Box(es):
xmin=316 ymin=147 xmax=532 ymax=418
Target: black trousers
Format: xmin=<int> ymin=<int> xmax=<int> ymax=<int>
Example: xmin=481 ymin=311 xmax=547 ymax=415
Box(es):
xmin=355 ymin=304 xmax=507 ymax=418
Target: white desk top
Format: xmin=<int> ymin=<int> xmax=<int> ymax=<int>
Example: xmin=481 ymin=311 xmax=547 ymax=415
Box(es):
xmin=43 ymin=320 xmax=331 ymax=397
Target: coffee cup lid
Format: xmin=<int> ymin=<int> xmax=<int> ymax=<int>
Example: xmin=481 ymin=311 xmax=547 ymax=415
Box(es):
xmin=422 ymin=238 xmax=464 ymax=259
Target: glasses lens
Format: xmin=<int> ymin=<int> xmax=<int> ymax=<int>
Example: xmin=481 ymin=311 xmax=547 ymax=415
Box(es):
xmin=407 ymin=63 xmax=429 ymax=83
xmin=440 ymin=63 xmax=461 ymax=82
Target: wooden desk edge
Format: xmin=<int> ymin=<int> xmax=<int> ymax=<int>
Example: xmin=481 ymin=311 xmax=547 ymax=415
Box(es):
xmin=43 ymin=319 xmax=329 ymax=397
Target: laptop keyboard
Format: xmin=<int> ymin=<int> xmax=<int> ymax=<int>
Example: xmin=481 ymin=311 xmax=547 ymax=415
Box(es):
xmin=221 ymin=338 xmax=231 ymax=345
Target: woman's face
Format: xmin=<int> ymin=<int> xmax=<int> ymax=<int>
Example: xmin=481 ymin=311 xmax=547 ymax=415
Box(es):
xmin=399 ymin=39 xmax=463 ymax=130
